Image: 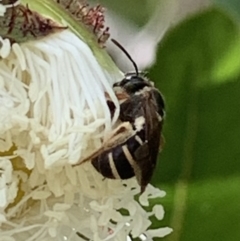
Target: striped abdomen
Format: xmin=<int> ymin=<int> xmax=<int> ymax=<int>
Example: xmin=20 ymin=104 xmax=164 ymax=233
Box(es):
xmin=91 ymin=130 xmax=145 ymax=179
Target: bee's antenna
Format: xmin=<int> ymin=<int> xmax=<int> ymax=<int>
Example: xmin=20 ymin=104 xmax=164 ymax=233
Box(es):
xmin=111 ymin=38 xmax=139 ymax=76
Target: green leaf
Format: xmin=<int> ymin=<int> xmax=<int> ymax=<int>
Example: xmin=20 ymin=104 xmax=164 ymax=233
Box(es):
xmin=148 ymin=8 xmax=240 ymax=241
xmin=215 ymin=0 xmax=240 ymax=20
xmin=152 ymin=8 xmax=240 ymax=90
xmin=158 ymin=177 xmax=240 ymax=241
xmin=181 ymin=177 xmax=240 ymax=241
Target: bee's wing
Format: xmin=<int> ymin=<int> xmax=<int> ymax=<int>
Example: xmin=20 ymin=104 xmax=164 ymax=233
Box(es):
xmin=134 ymin=92 xmax=163 ymax=192
xmin=74 ymin=121 xmax=135 ymax=166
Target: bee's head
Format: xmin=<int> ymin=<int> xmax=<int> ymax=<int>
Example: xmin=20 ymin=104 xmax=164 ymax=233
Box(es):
xmin=114 ymin=74 xmax=152 ymax=95
xmin=111 ymin=39 xmax=153 ymax=94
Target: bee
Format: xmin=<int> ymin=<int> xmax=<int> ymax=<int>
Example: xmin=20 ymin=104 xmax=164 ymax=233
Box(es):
xmin=76 ymin=39 xmax=165 ymax=193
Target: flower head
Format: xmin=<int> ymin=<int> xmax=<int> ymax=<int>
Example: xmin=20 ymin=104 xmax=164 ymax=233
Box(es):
xmin=0 ymin=1 xmax=172 ymax=240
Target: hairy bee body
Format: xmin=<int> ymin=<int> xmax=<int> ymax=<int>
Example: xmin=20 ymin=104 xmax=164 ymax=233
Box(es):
xmin=75 ymin=39 xmax=165 ymax=192
xmin=92 ymin=74 xmax=165 ymax=192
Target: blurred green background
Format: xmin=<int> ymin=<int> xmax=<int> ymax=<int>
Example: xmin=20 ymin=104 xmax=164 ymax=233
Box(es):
xmin=93 ymin=1 xmax=240 ymax=241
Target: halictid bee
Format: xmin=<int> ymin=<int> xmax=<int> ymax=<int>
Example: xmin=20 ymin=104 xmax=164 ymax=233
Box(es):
xmin=77 ymin=39 xmax=165 ymax=193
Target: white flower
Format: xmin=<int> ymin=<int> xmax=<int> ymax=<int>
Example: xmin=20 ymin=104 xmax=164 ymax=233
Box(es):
xmin=0 ymin=1 xmax=172 ymax=240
